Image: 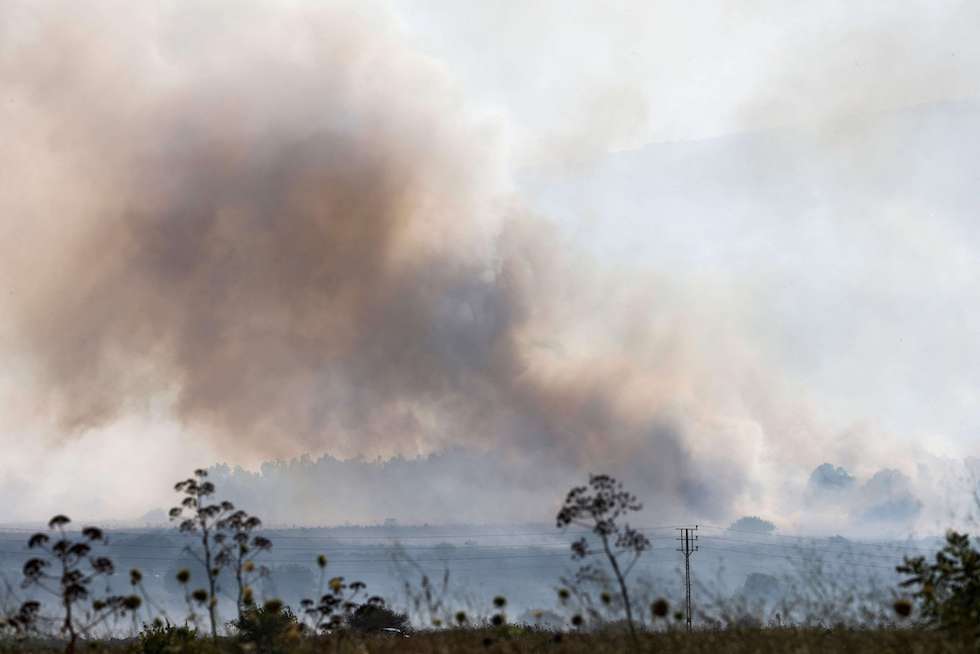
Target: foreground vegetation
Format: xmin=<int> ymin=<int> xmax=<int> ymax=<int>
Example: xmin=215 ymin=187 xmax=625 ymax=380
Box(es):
xmin=0 ymin=626 xmax=978 ymax=654
xmin=2 ymin=470 xmax=978 ymax=652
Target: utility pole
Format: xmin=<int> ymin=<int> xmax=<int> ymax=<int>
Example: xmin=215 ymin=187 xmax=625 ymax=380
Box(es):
xmin=676 ymin=525 xmax=698 ymax=631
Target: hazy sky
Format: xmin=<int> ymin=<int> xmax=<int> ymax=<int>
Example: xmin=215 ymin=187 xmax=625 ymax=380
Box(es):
xmin=395 ymin=0 xmax=980 ymax=457
xmin=0 ymin=0 xmax=977 ymax=525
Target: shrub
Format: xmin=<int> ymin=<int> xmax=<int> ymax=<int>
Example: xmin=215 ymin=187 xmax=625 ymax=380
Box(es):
xmin=138 ymin=621 xmax=198 ymax=654
xmin=230 ymin=605 xmax=299 ymax=652
xmin=897 ymin=529 xmax=980 ymax=640
xmin=347 ymin=603 xmax=409 ymax=633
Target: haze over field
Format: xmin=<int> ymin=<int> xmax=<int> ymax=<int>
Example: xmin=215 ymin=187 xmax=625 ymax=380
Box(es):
xmin=1 ymin=1 xmax=978 ymax=532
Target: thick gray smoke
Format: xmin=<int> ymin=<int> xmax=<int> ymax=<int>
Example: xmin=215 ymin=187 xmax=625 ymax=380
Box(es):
xmin=0 ymin=1 xmax=755 ymax=520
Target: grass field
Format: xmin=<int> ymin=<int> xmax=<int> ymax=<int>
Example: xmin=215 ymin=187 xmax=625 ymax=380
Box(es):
xmin=1 ymin=627 xmax=975 ymax=654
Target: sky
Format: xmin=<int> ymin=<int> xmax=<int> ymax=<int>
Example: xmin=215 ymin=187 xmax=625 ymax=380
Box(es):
xmin=0 ymin=0 xmax=978 ymax=528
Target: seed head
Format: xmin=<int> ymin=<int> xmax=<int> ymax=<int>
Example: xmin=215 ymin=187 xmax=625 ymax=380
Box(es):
xmin=571 ymin=614 xmax=584 ymax=627
xmin=651 ymin=598 xmax=669 ymax=618
xmin=493 ymin=595 xmax=507 ymax=608
xmin=893 ymin=599 xmax=912 ymax=618
xmin=176 ymin=569 xmax=190 ymax=584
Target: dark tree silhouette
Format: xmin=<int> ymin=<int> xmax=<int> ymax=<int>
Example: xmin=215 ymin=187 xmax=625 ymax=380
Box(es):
xmin=556 ymin=474 xmax=650 ymax=642
xmin=169 ymin=469 xmax=235 ymax=638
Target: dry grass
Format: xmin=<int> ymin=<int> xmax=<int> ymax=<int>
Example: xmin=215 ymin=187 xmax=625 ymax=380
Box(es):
xmin=0 ymin=627 xmax=975 ymax=654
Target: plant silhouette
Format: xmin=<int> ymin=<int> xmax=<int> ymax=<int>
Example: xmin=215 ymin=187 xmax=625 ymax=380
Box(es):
xmin=556 ymin=474 xmax=650 ymax=643
xmin=897 ymin=529 xmax=980 ymax=641
xmin=18 ymin=516 xmax=142 ymax=653
xmin=169 ymin=469 xmax=236 ymax=638
xmin=215 ymin=509 xmax=272 ymax=620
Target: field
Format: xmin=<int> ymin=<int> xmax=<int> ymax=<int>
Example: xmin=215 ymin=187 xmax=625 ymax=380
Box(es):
xmin=0 ymin=627 xmax=975 ymax=654
xmin=3 ymin=475 xmax=976 ymax=653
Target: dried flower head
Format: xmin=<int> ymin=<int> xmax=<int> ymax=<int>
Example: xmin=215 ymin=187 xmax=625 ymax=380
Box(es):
xmin=81 ymin=527 xmax=104 ymax=541
xmin=48 ymin=515 xmax=71 ymax=529
xmin=893 ymin=598 xmax=913 ymax=618
xmin=651 ymin=598 xmax=669 ymax=618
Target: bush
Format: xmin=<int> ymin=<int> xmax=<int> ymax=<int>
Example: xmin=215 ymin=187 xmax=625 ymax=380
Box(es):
xmin=138 ymin=621 xmax=198 ymax=654
xmin=897 ymin=530 xmax=980 ymax=640
xmin=347 ymin=603 xmax=410 ymax=633
xmin=230 ymin=605 xmax=299 ymax=652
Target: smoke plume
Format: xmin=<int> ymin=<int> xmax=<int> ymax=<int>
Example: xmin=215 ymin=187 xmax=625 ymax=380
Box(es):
xmin=1 ymin=0 xmax=811 ymax=521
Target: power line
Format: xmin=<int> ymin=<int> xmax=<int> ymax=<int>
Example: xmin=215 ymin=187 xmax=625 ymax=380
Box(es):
xmin=0 ymin=526 xmax=682 ymax=539
xmin=696 ymin=544 xmax=901 ymax=572
xmin=0 ymin=548 xmax=681 ymax=565
xmin=697 ymin=525 xmax=941 ymax=553
xmin=0 ymin=537 xmax=676 ymax=551
xmin=699 ymin=536 xmax=919 ymax=563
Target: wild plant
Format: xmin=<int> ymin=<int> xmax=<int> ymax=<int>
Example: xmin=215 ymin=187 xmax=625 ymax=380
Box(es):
xmin=556 ymin=474 xmax=651 ymax=643
xmin=169 ymin=468 xmax=236 ymax=638
xmin=898 ymin=529 xmax=980 ymax=642
xmin=18 ymin=515 xmax=142 ymax=653
xmin=297 ymin=555 xmax=373 ymax=633
xmin=391 ymin=544 xmax=453 ymax=627
xmin=215 ymin=509 xmax=272 ymax=619
xmin=230 ymin=601 xmax=301 ymax=653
